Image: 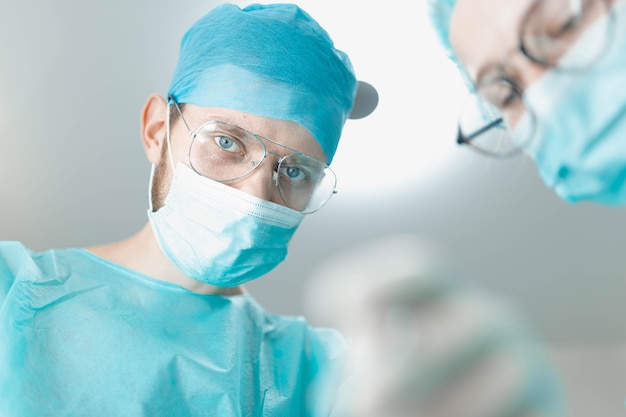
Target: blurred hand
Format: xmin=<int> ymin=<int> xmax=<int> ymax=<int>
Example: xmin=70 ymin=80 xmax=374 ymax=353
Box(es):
xmin=304 ymin=234 xmax=565 ymax=417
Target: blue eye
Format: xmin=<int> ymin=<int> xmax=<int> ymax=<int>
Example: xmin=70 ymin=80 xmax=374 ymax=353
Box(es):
xmin=281 ymin=166 xmax=306 ymax=181
xmin=217 ymin=136 xmax=232 ymax=149
xmin=214 ymin=135 xmax=240 ymax=152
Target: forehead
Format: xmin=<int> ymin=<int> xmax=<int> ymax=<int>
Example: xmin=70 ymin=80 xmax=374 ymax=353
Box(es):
xmin=180 ymin=104 xmax=326 ymax=162
xmin=450 ymin=0 xmax=535 ymax=80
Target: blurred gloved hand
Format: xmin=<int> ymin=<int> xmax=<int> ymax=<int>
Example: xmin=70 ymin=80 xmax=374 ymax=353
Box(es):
xmin=304 ymin=234 xmax=566 ymax=417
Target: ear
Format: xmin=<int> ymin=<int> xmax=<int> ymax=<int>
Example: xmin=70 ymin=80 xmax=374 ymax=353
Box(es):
xmin=141 ymin=94 xmax=168 ymax=164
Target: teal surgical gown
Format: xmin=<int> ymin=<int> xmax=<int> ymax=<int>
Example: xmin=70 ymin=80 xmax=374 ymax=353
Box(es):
xmin=0 ymin=241 xmax=348 ymax=416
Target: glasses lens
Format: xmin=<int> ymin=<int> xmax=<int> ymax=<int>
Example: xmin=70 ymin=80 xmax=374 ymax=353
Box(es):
xmin=189 ymin=121 xmax=265 ymax=181
xmin=521 ymin=0 xmax=612 ymax=69
xmin=459 ymin=84 xmax=527 ymax=157
xmin=275 ymin=154 xmax=336 ymax=214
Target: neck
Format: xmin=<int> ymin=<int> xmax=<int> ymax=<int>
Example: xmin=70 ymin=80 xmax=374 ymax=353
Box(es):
xmin=86 ymin=222 xmax=245 ymax=296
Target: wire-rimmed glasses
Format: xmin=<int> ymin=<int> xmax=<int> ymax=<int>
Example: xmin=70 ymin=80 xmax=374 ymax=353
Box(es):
xmin=457 ymin=0 xmax=615 ymax=158
xmin=169 ymin=97 xmax=337 ymax=214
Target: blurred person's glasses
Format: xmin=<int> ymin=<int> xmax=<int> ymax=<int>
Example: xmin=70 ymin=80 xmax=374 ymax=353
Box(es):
xmin=169 ymin=97 xmax=337 ymax=214
xmin=457 ymin=0 xmax=615 ymax=158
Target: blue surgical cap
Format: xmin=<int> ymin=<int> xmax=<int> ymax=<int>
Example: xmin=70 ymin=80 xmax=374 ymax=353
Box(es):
xmin=427 ymin=0 xmax=474 ymax=90
xmin=168 ymin=3 xmax=358 ymax=164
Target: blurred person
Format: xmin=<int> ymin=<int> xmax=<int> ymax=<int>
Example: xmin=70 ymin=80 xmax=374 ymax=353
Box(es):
xmin=427 ymin=0 xmax=626 ymax=206
xmin=305 ymin=234 xmax=566 ymax=417
xmin=0 ymin=3 xmax=377 ymax=416
xmin=427 ymin=0 xmax=626 ymax=410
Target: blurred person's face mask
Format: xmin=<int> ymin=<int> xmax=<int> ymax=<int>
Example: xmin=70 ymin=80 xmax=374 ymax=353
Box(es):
xmin=514 ymin=0 xmax=626 ymax=205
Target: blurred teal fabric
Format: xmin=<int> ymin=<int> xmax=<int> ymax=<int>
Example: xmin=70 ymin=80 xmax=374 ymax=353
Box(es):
xmin=0 ymin=241 xmax=347 ymax=416
xmin=427 ymin=0 xmax=475 ymax=90
xmin=426 ymin=0 xmax=458 ymax=63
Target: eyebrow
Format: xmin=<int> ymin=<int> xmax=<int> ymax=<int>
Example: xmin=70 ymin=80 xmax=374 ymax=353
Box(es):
xmin=197 ymin=118 xmax=325 ymax=161
xmin=472 ymin=0 xmax=541 ymax=87
xmin=185 ymin=105 xmax=324 ymax=161
xmin=474 ymin=61 xmax=504 ymax=88
xmin=474 ymin=48 xmax=526 ymax=89
xmin=197 ymin=119 xmax=272 ymax=145
xmin=207 ymin=120 xmax=250 ymax=136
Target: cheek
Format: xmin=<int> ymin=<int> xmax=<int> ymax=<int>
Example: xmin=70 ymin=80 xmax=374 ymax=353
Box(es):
xmin=151 ymin=144 xmax=174 ymax=211
xmin=503 ymin=105 xmax=526 ymax=130
xmin=170 ymin=142 xmax=190 ymax=167
xmin=166 ymin=120 xmax=194 ymax=167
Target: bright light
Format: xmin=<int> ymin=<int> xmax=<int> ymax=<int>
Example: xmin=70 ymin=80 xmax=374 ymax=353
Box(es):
xmin=260 ymin=0 xmax=468 ymax=197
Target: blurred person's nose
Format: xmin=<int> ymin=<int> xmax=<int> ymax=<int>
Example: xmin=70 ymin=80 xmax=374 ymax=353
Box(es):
xmin=508 ymin=49 xmax=550 ymax=91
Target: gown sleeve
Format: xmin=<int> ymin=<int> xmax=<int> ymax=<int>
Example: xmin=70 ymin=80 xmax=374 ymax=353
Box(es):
xmin=0 ymin=241 xmax=27 ymax=308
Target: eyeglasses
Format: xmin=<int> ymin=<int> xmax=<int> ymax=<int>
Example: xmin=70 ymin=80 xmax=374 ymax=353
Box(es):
xmin=168 ymin=97 xmax=337 ymax=214
xmin=457 ymin=0 xmax=615 ymax=158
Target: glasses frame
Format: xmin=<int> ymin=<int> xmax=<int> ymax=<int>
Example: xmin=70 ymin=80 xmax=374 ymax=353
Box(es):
xmin=456 ymin=76 xmax=528 ymax=158
xmin=456 ymin=0 xmax=615 ymax=158
xmin=167 ymin=96 xmax=338 ymax=214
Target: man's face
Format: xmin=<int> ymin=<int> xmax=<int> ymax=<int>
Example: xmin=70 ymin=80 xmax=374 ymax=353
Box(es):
xmin=151 ymin=104 xmax=324 ymax=211
xmin=448 ymin=0 xmax=617 ymax=129
xmin=449 ymin=0 xmax=548 ymax=129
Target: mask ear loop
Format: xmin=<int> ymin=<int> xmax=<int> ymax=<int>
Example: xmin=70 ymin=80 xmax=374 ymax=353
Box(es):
xmin=148 ymin=164 xmax=157 ymax=212
xmin=165 ymin=96 xmax=176 ymax=170
xmin=148 ymin=97 xmax=175 ymax=212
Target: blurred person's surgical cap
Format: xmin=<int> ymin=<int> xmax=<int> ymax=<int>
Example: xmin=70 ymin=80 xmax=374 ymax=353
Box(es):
xmin=168 ymin=3 xmax=376 ymax=163
xmin=427 ymin=0 xmax=474 ymax=89
xmin=427 ymin=0 xmax=458 ymax=61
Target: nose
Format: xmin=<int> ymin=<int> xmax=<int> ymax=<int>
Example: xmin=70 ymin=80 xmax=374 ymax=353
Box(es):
xmin=503 ymin=52 xmax=550 ymax=129
xmin=229 ymin=154 xmax=284 ymax=205
xmin=510 ymin=50 xmax=549 ymax=90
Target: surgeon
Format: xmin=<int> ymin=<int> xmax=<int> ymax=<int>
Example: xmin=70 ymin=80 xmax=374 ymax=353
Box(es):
xmin=428 ymin=0 xmax=626 ymax=205
xmin=424 ymin=0 xmax=626 ymax=413
xmin=0 ymin=3 xmax=376 ymax=416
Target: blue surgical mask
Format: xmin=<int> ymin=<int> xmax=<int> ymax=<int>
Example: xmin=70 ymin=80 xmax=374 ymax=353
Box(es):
xmin=147 ymin=162 xmax=304 ymax=287
xmin=514 ymin=0 xmax=626 ymax=205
